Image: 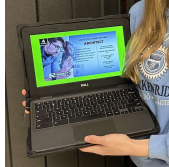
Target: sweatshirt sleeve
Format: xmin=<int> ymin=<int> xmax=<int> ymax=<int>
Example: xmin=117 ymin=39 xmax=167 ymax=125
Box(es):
xmin=129 ymin=0 xmax=145 ymax=35
xmin=149 ymin=133 xmax=169 ymax=164
xmin=129 ymin=7 xmax=136 ymax=35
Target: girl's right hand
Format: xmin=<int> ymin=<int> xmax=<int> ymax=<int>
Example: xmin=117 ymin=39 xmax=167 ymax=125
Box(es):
xmin=22 ymin=89 xmax=30 ymax=114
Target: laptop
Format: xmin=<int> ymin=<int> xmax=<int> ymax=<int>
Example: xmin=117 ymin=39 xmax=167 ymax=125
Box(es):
xmin=17 ymin=15 xmax=160 ymax=156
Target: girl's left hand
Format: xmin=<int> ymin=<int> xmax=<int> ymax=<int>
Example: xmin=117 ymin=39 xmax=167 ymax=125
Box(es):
xmin=79 ymin=134 xmax=136 ymax=156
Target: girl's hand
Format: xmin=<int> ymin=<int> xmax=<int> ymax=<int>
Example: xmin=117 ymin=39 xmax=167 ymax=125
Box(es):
xmin=22 ymin=89 xmax=30 ymax=114
xmin=80 ymin=134 xmax=149 ymax=157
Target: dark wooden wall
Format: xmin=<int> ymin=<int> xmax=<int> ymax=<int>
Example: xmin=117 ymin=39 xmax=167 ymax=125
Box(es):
xmin=5 ymin=0 xmax=138 ymax=167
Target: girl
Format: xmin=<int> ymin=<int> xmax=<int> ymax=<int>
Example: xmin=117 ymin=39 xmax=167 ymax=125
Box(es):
xmin=22 ymin=0 xmax=169 ymax=166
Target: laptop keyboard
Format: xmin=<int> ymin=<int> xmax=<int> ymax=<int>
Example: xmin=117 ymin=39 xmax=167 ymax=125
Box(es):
xmin=34 ymin=88 xmax=144 ymax=130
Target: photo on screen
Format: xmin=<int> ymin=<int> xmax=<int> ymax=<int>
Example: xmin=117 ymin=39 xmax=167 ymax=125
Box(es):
xmin=39 ymin=31 xmax=121 ymax=82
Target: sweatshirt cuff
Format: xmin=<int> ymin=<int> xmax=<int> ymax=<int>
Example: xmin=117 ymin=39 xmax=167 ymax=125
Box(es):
xmin=149 ymin=134 xmax=169 ymax=164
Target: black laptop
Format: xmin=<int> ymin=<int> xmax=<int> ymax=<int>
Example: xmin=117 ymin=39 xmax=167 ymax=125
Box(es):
xmin=17 ymin=15 xmax=160 ymax=156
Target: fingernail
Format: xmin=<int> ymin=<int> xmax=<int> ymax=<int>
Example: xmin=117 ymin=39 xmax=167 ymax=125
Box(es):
xmin=85 ymin=137 xmax=90 ymax=142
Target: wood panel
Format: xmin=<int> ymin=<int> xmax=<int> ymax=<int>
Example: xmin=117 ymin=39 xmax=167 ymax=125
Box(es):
xmin=46 ymin=150 xmax=78 ymax=167
xmin=79 ymin=151 xmax=105 ymax=167
xmin=6 ymin=0 xmax=45 ymax=166
xmin=37 ymin=0 xmax=73 ymax=22
xmin=72 ymin=0 xmax=101 ymax=18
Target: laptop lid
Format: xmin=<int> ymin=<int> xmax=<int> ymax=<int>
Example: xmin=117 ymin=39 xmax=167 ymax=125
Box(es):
xmin=19 ymin=15 xmax=131 ymax=98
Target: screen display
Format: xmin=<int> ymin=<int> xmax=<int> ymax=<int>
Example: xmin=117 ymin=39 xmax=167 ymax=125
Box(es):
xmin=30 ymin=26 xmax=125 ymax=87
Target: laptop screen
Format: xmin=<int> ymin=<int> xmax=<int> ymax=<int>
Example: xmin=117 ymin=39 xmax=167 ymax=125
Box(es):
xmin=30 ymin=26 xmax=125 ymax=87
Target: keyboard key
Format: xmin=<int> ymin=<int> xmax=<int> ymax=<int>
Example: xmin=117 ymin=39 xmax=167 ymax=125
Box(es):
xmin=106 ymin=112 xmax=113 ymax=117
xmin=83 ymin=111 xmax=90 ymax=116
xmin=98 ymin=100 xmax=105 ymax=104
xmin=107 ymin=94 xmax=113 ymax=98
xmin=93 ymin=105 xmax=100 ymax=109
xmin=105 ymin=99 xmax=111 ymax=103
xmin=53 ymin=100 xmax=59 ymax=103
xmin=128 ymin=108 xmax=136 ymax=113
xmin=56 ymin=111 xmax=63 ymax=115
xmin=68 ymin=113 xmax=76 ymax=118
xmin=35 ymin=109 xmax=46 ymax=114
xmin=105 ymin=108 xmax=110 ymax=113
xmin=91 ymin=101 xmax=97 ymax=105
xmin=121 ymin=100 xmax=127 ymax=104
xmin=126 ymin=102 xmax=141 ymax=108
xmin=71 ymin=97 xmax=78 ymax=100
xmin=79 ymin=96 xmax=86 ymax=99
xmin=114 ymin=93 xmax=120 ymax=98
xmin=53 ymin=116 xmax=60 ymax=121
xmin=35 ymin=105 xmax=43 ymax=110
xmin=52 ymin=103 xmax=57 ymax=107
xmin=35 ymin=102 xmax=43 ymax=106
xmin=36 ymin=122 xmax=53 ymax=129
xmin=121 ymin=111 xmax=128 ymax=115
xmin=119 ymin=105 xmax=126 ymax=109
xmin=86 ymin=106 xmax=93 ymax=110
xmin=47 ymin=108 xmax=53 ymax=112
xmin=62 ymin=106 xmax=69 ymax=111
xmin=98 ymin=108 xmax=105 ymax=113
xmin=69 ymin=108 xmax=76 ymax=113
xmin=65 ymin=101 xmax=71 ymax=105
xmin=64 ymin=110 xmax=70 ymax=114
xmin=76 ymin=112 xmax=83 ymax=117
xmin=61 ymin=115 xmax=68 ymax=119
xmin=69 ymin=113 xmax=106 ymax=123
xmin=128 ymin=99 xmax=139 ymax=103
xmin=91 ymin=110 xmax=97 ymax=115
xmin=36 ymin=117 xmax=52 ymax=123
xmin=136 ymin=108 xmax=143 ymax=112
xmin=131 ymin=94 xmax=137 ymax=98
xmin=72 ymin=100 xmax=78 ymax=104
xmin=54 ymin=119 xmax=68 ymax=126
xmin=112 ymin=98 xmax=118 ymax=102
xmin=112 ymin=90 xmax=119 ymax=94
xmin=120 ymin=89 xmax=127 ymax=93
xmin=100 ymin=104 xmax=107 ymax=108
xmin=84 ymin=102 xmax=90 ymax=106
xmin=58 ymin=101 xmax=64 ymax=106
xmin=100 ymin=96 xmax=106 ymax=99
xmin=112 ymin=106 xmax=119 ymax=110
xmin=43 ymin=104 xmax=52 ymax=109
xmin=128 ymin=88 xmax=136 ymax=93
xmin=49 ymin=112 xmax=55 ymax=117
xmin=54 ymin=107 xmax=62 ymax=112
xmin=36 ymin=113 xmax=48 ymax=119
xmin=113 ymin=110 xmax=120 ymax=116
xmin=44 ymin=101 xmax=52 ymax=105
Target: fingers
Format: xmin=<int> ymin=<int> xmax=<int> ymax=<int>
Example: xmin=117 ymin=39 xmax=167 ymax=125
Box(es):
xmin=22 ymin=89 xmax=26 ymax=96
xmin=84 ymin=135 xmax=105 ymax=145
xmin=22 ymin=89 xmax=29 ymax=114
xmin=22 ymin=101 xmax=30 ymax=114
xmin=22 ymin=101 xmax=26 ymax=106
xmin=25 ymin=110 xmax=30 ymax=114
xmin=79 ymin=145 xmax=106 ymax=156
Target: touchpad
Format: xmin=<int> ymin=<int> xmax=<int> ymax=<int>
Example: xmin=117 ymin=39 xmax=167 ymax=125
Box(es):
xmin=73 ymin=119 xmax=117 ymax=141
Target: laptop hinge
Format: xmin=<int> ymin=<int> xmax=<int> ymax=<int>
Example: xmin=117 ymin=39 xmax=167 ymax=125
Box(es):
xmin=40 ymin=96 xmax=53 ymax=100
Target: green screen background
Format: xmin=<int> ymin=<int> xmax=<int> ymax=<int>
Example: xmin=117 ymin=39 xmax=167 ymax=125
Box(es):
xmin=30 ymin=26 xmax=126 ymax=87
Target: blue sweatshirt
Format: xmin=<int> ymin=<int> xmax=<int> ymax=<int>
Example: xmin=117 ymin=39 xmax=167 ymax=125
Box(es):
xmin=129 ymin=1 xmax=169 ymax=166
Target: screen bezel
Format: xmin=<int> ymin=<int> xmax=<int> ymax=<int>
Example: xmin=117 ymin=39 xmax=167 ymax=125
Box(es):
xmin=21 ymin=16 xmax=131 ymax=98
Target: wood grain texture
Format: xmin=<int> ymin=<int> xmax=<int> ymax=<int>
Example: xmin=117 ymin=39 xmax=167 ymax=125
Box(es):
xmin=37 ymin=0 xmax=73 ymax=22
xmin=6 ymin=0 xmax=45 ymax=166
xmin=72 ymin=0 xmax=101 ymax=18
xmin=79 ymin=151 xmax=105 ymax=167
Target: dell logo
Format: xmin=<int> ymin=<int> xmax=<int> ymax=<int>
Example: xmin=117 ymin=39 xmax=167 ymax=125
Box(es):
xmin=81 ymin=83 xmax=89 ymax=87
